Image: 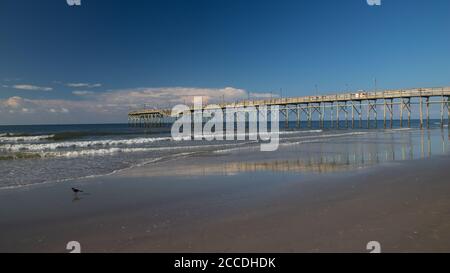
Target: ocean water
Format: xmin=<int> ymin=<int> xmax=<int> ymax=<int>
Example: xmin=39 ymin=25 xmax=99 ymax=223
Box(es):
xmin=0 ymin=120 xmax=448 ymax=190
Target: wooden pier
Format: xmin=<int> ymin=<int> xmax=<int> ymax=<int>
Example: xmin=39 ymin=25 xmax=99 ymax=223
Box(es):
xmin=128 ymin=87 xmax=450 ymax=129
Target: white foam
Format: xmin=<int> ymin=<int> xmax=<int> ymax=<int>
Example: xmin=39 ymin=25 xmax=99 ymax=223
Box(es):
xmin=33 ymin=141 xmax=254 ymax=158
xmin=0 ymin=134 xmax=55 ymax=143
xmin=172 ymin=129 xmax=322 ymax=141
xmin=0 ymin=136 xmax=172 ymax=151
xmin=0 ymin=129 xmax=324 ymax=152
xmin=0 ymin=128 xmax=330 ymax=155
xmin=281 ymin=131 xmax=368 ymax=142
xmin=295 ymin=129 xmax=323 ymax=134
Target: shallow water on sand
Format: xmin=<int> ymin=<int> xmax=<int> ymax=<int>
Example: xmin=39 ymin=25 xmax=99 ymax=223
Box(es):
xmin=119 ymin=127 xmax=450 ymax=178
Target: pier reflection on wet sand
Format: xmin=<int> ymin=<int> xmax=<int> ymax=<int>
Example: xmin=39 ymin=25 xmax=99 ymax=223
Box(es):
xmin=134 ymin=128 xmax=449 ymax=177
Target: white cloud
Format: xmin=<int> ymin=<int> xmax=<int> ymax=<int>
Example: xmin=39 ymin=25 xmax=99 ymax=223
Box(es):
xmin=67 ymin=83 xmax=102 ymax=88
xmin=72 ymin=91 xmax=95 ymax=96
xmin=100 ymin=87 xmax=276 ymax=107
xmin=0 ymin=87 xmax=275 ymax=124
xmin=13 ymin=84 xmax=53 ymax=91
xmin=101 ymin=87 xmax=246 ymax=106
xmin=3 ymin=96 xmax=25 ymax=108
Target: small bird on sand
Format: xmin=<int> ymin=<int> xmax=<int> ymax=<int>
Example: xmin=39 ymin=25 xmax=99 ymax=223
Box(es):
xmin=72 ymin=187 xmax=84 ymax=194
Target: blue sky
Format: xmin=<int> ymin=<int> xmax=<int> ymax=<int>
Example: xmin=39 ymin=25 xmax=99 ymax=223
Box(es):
xmin=1 ymin=0 xmax=449 ymax=124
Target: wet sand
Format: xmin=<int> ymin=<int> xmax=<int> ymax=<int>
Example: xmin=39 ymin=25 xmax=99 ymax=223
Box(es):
xmin=1 ymin=152 xmax=450 ymax=253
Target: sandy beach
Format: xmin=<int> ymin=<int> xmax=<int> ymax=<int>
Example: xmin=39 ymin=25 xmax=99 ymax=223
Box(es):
xmin=1 ymin=128 xmax=449 ymax=252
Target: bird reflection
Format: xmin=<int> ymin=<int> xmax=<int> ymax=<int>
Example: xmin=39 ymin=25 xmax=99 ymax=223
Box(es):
xmin=72 ymin=195 xmax=82 ymax=203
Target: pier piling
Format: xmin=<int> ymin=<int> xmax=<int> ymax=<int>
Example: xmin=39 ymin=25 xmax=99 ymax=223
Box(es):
xmin=420 ymin=97 xmax=424 ymax=129
xmin=426 ymin=97 xmax=430 ymax=129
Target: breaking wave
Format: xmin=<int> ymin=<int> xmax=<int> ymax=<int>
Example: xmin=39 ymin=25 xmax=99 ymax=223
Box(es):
xmin=1 ymin=141 xmax=257 ymax=159
xmin=0 ymin=129 xmax=322 ymax=152
xmin=0 ymin=136 xmax=172 ymax=152
xmin=0 ymin=134 xmax=55 ymax=143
